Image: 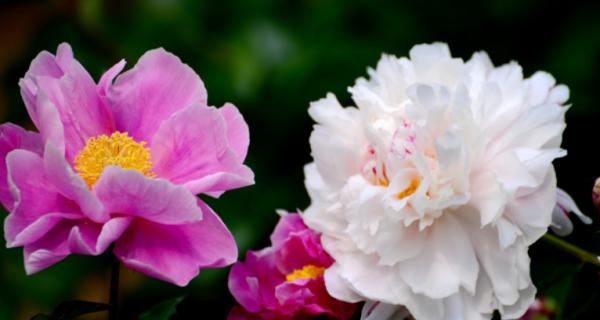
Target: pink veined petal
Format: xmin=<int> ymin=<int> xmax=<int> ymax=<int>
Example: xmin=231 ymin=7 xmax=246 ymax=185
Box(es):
xmin=228 ymin=248 xmax=283 ymax=313
xmin=0 ymin=123 xmax=43 ymax=210
xmin=23 ymin=219 xmax=73 ymax=275
xmin=113 ymin=200 xmax=237 ymax=286
xmin=275 ymin=230 xmax=333 ymax=275
xmin=98 ymin=59 xmax=126 ymax=97
xmin=108 ymin=48 xmax=207 ymax=143
xmin=20 ymin=43 xmax=114 ymax=162
xmin=7 ymin=212 xmax=80 ymax=248
xmin=4 ymin=149 xmax=81 ymax=247
xmin=97 ymin=59 xmax=126 ymax=123
xmin=43 ymin=143 xmax=108 ymax=223
xmin=269 ymin=213 xmax=307 ymax=247
xmin=151 ymin=105 xmax=254 ymax=196
xmin=20 ymin=216 xmax=131 ymax=275
xmin=31 ymin=91 xmax=65 ymax=155
xmin=220 ymin=103 xmax=250 ymax=161
xmin=68 ymin=217 xmax=132 ymax=255
xmin=93 ymin=166 xmax=202 ymax=225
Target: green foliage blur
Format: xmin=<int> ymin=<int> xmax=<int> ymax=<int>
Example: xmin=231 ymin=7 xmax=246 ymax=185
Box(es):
xmin=0 ymin=0 xmax=599 ymax=319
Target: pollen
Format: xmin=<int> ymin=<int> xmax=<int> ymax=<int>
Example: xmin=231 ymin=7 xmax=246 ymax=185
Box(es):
xmin=286 ymin=265 xmax=325 ymax=282
xmin=396 ymin=178 xmax=420 ymax=200
xmin=74 ymin=132 xmax=155 ymax=188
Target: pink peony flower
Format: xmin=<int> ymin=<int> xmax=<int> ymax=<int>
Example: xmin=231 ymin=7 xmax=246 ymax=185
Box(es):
xmin=228 ymin=213 xmax=357 ymax=320
xmin=0 ymin=43 xmax=254 ymax=286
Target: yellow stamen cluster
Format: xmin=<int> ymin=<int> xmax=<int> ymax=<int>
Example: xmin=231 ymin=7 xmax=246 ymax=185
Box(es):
xmin=396 ymin=178 xmax=420 ymax=200
xmin=286 ymin=265 xmax=326 ymax=282
xmin=74 ymin=132 xmax=155 ymax=188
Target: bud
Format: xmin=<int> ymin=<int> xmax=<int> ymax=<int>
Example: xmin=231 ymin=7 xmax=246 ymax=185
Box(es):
xmin=593 ymin=177 xmax=600 ymax=214
xmin=520 ymin=298 xmax=556 ymax=320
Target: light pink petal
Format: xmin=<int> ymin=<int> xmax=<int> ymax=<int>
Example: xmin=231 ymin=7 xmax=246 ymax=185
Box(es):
xmin=93 ymin=166 xmax=202 ymax=224
xmin=43 ymin=143 xmax=108 ymax=223
xmin=220 ymin=103 xmax=250 ymax=161
xmin=3 ymin=149 xmax=81 ymax=247
xmin=0 ymin=124 xmax=43 ymax=210
xmin=108 ymin=48 xmax=207 ymax=142
xmin=20 ymin=43 xmax=114 ymax=161
xmin=556 ymin=188 xmax=592 ymax=224
xmin=113 ymin=200 xmax=237 ymax=286
xmin=151 ymin=105 xmax=254 ymax=196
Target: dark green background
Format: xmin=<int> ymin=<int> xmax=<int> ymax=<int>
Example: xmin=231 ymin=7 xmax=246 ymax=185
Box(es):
xmin=1 ymin=0 xmax=599 ymax=319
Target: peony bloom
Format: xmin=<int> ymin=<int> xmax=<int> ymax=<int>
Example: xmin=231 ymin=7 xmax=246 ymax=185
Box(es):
xmin=228 ymin=213 xmax=357 ymax=319
xmin=303 ymin=43 xmax=569 ymax=319
xmin=550 ymin=188 xmax=592 ymax=236
xmin=0 ymin=43 xmax=253 ymax=286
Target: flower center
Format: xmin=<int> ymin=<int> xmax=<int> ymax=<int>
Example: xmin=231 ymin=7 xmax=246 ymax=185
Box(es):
xmin=396 ymin=178 xmax=420 ymax=200
xmin=74 ymin=132 xmax=155 ymax=188
xmin=286 ymin=265 xmax=325 ymax=282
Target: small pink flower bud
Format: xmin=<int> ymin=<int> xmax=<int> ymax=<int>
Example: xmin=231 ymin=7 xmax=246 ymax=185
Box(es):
xmin=593 ymin=177 xmax=600 ymax=214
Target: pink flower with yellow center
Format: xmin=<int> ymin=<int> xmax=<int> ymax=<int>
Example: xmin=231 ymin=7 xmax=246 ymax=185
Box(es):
xmin=0 ymin=43 xmax=254 ymax=286
xmin=228 ymin=213 xmax=357 ymax=319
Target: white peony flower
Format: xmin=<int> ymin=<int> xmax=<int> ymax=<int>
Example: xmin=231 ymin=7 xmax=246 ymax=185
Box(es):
xmin=303 ymin=43 xmax=569 ymax=320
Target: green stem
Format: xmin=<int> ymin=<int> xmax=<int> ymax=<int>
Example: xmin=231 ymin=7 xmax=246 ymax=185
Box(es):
xmin=108 ymin=254 xmax=120 ymax=320
xmin=542 ymin=233 xmax=600 ymax=267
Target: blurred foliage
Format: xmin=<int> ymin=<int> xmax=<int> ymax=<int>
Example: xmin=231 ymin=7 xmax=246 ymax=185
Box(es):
xmin=0 ymin=0 xmax=599 ymax=319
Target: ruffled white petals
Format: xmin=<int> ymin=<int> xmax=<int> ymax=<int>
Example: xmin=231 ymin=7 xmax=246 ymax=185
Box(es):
xmin=303 ymin=43 xmax=568 ymax=320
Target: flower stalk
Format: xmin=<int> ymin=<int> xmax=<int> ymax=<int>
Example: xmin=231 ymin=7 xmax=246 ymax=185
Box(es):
xmin=109 ymin=254 xmax=120 ymax=320
xmin=542 ymin=233 xmax=600 ymax=267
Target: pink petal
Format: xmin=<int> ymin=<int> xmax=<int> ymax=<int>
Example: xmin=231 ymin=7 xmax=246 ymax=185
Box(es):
xmin=0 ymin=124 xmax=43 ymax=210
xmin=98 ymin=59 xmax=126 ymax=97
xmin=269 ymin=213 xmax=307 ymax=247
xmin=23 ymin=220 xmax=73 ymax=274
xmin=3 ymin=149 xmax=81 ymax=247
xmin=30 ymin=91 xmax=65 ymax=154
xmin=20 ymin=43 xmax=114 ymax=162
xmin=22 ymin=217 xmax=129 ymax=274
xmin=151 ymin=105 xmax=254 ymax=196
xmin=220 ymin=103 xmax=250 ymax=161
xmin=228 ymin=248 xmax=282 ymax=312
xmin=114 ymin=200 xmax=237 ymax=286
xmin=43 ymin=144 xmax=108 ymax=223
xmin=93 ymin=166 xmax=202 ymax=224
xmin=108 ymin=48 xmax=207 ymax=143
xmin=7 ymin=212 xmax=79 ymax=248
xmin=68 ymin=217 xmax=132 ymax=255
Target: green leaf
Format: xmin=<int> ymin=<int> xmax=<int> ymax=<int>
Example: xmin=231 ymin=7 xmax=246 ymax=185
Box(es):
xmin=139 ymin=295 xmax=186 ymax=320
xmin=30 ymin=300 xmax=110 ymax=320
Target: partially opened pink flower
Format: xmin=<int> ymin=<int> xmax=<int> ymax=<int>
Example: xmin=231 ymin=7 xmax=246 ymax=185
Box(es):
xmin=0 ymin=43 xmax=254 ymax=286
xmin=228 ymin=213 xmax=357 ymax=320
